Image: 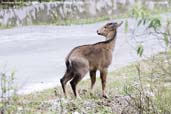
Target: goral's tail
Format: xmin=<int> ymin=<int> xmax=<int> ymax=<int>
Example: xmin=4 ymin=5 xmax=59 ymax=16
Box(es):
xmin=65 ymin=59 xmax=72 ymax=72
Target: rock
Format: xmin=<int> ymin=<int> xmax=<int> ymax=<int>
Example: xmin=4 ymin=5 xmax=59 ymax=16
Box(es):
xmin=72 ymin=111 xmax=80 ymax=114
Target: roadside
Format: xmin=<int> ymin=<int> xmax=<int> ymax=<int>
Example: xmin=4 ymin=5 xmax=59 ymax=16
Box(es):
xmin=1 ymin=3 xmax=171 ymax=114
xmin=2 ymin=52 xmax=170 ymax=114
xmin=0 ymin=10 xmax=170 ymax=94
xmin=0 ymin=3 xmax=171 ymax=29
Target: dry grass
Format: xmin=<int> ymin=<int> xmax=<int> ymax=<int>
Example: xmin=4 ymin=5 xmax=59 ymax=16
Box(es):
xmin=1 ymin=52 xmax=171 ymax=114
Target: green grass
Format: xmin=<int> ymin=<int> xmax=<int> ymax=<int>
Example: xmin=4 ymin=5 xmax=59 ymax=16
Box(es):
xmin=1 ymin=52 xmax=171 ymax=113
xmin=0 ymin=25 xmax=15 ymax=29
xmin=0 ymin=61 xmax=131 ymax=114
xmin=12 ymin=60 xmax=138 ymax=114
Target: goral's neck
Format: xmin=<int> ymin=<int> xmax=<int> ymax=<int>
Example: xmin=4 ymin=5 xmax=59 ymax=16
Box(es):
xmin=105 ymin=30 xmax=117 ymax=51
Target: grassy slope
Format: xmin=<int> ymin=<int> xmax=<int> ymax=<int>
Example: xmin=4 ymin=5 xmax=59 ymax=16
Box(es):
xmin=12 ymin=52 xmax=170 ymax=114
xmin=1 ymin=5 xmax=171 ymax=114
xmin=18 ymin=64 xmax=137 ymax=114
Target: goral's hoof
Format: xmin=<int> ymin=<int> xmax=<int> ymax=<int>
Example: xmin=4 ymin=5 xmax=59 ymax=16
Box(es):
xmin=103 ymin=95 xmax=108 ymax=99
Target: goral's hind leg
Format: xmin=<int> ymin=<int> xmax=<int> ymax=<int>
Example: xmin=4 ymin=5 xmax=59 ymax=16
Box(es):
xmin=70 ymin=73 xmax=82 ymax=98
xmin=70 ymin=68 xmax=88 ymax=98
xmin=60 ymin=71 xmax=73 ymax=97
xmin=69 ymin=59 xmax=89 ymax=98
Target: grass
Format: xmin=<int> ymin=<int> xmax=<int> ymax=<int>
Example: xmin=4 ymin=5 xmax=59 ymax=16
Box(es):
xmin=0 ymin=60 xmax=137 ymax=114
xmin=0 ymin=25 xmax=15 ymax=29
xmin=0 ymin=51 xmax=171 ymax=113
xmin=8 ymin=62 xmax=137 ymax=114
xmin=1 ymin=3 xmax=171 ymax=113
xmin=14 ymin=51 xmax=171 ymax=114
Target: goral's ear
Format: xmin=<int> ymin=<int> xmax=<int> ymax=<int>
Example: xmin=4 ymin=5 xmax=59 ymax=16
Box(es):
xmin=117 ymin=21 xmax=123 ymax=27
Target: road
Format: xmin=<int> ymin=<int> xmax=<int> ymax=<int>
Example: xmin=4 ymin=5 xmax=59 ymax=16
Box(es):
xmin=0 ymin=17 xmax=167 ymax=94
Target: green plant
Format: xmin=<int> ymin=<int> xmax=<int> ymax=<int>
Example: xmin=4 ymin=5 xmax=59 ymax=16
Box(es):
xmin=0 ymin=71 xmax=19 ymax=114
xmin=123 ymin=3 xmax=171 ymax=114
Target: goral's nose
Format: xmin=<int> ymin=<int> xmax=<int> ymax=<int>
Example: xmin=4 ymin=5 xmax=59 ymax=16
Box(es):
xmin=97 ymin=30 xmax=101 ymax=35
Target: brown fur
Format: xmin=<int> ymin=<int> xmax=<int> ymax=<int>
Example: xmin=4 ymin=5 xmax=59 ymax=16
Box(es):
xmin=60 ymin=21 xmax=123 ymax=98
